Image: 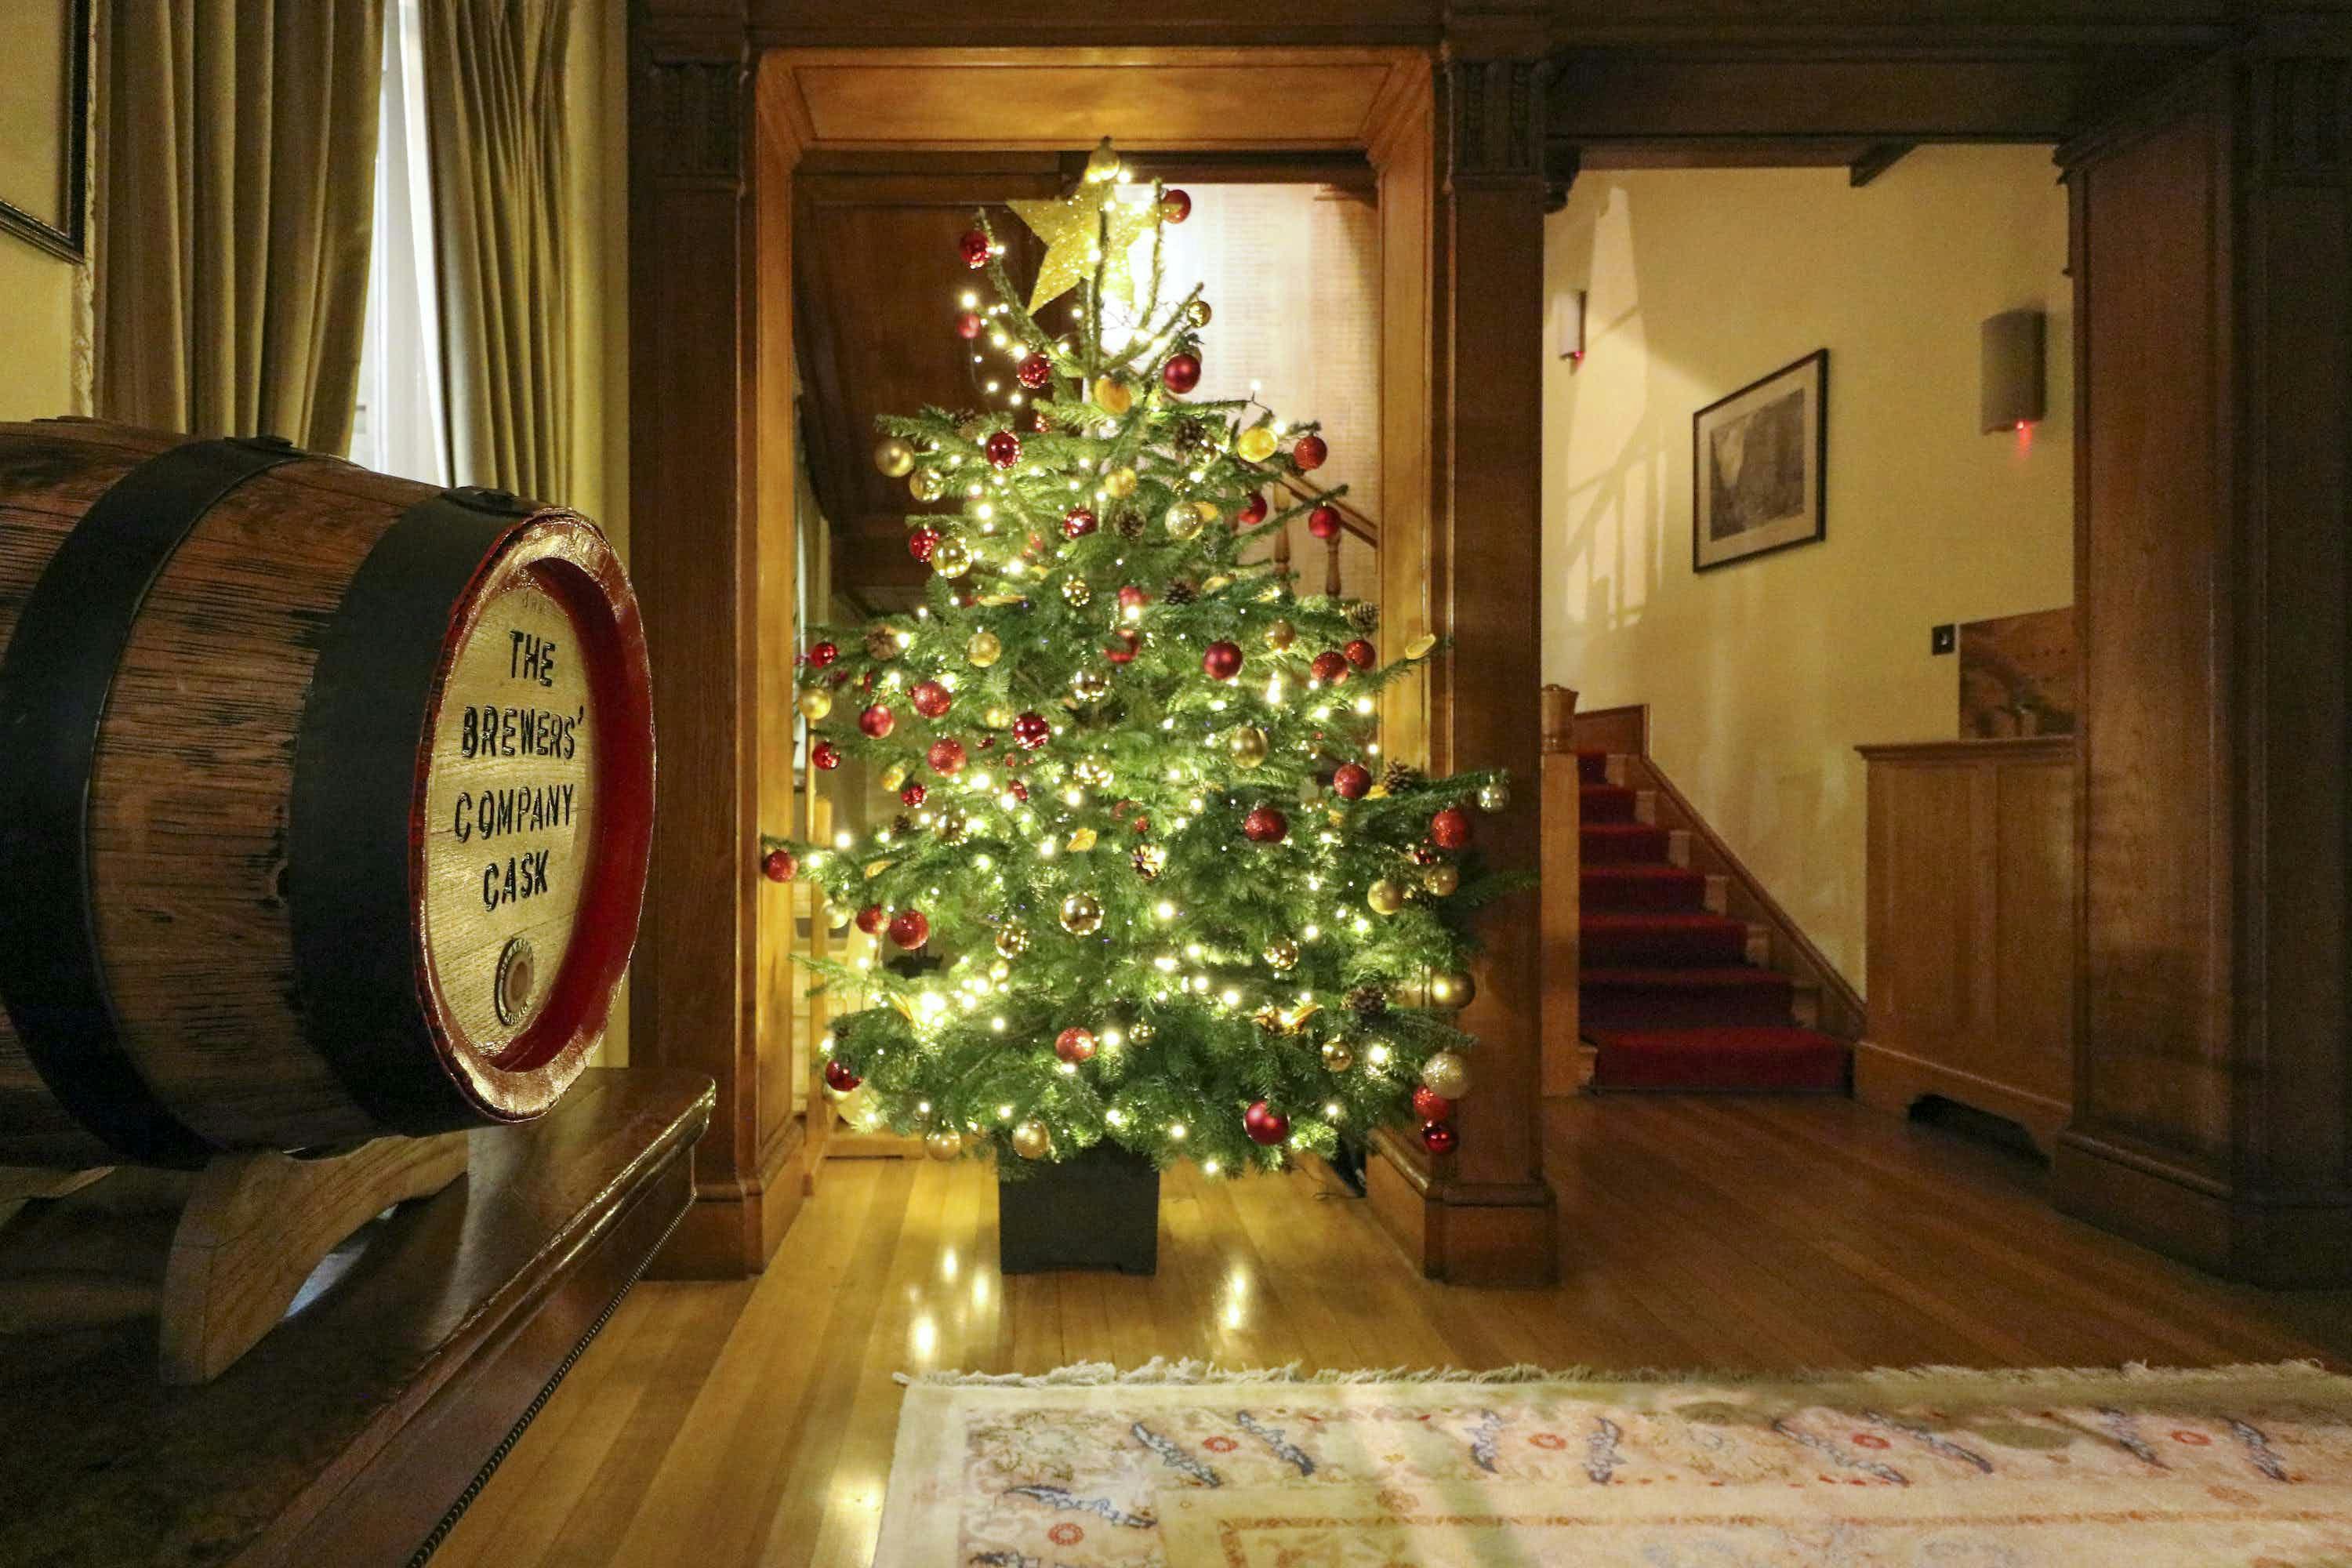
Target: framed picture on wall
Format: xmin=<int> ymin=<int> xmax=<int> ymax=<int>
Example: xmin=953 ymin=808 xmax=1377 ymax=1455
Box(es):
xmin=1693 ymin=348 xmax=1828 ymax=572
xmin=0 ymin=0 xmax=90 ymax=262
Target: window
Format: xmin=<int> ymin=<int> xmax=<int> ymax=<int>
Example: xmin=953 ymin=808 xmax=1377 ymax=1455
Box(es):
xmin=349 ymin=0 xmax=448 ymax=483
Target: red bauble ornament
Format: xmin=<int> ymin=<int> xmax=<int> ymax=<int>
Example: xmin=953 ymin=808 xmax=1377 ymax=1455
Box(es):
xmin=1419 ymin=1120 xmax=1458 ymax=1156
xmin=1243 ymin=1100 xmax=1289 ymax=1145
xmin=760 ymin=848 xmax=796 ymax=883
xmin=985 ymin=430 xmax=1022 ymax=469
xmin=1012 ymin=712 xmax=1052 ymax=750
xmin=1308 ymin=504 xmax=1341 ymax=541
xmin=858 ymin=703 xmax=895 ymax=739
xmin=1310 ymin=650 xmax=1350 ymax=684
xmin=1161 ymin=352 xmax=1202 ymax=394
xmin=1131 ymin=815 xmax=1150 ymax=834
xmin=1410 ymin=1086 xmax=1454 ymax=1122
xmin=812 ymin=739 xmax=841 ymax=771
xmin=1163 ymin=188 xmax=1193 ymax=223
xmin=908 ymin=525 xmax=941 ymax=563
xmin=1063 ymin=505 xmax=1098 ymax=539
xmin=855 ymin=903 xmax=887 ymax=935
xmin=1054 ymin=1026 xmax=1098 ymax=1065
xmin=1243 ymin=806 xmax=1289 ymax=844
xmin=1117 ymin=584 xmax=1152 ymax=611
xmin=958 ymin=227 xmax=991 ymax=268
xmin=1236 ymin=492 xmax=1268 ymax=527
xmin=1410 ymin=841 xmax=1442 ymax=866
xmin=1333 ymin=762 xmax=1373 ymax=800
xmin=955 ymin=310 xmax=985 ymax=339
xmin=807 ymin=641 xmax=838 ymax=667
xmin=1202 ymin=641 xmax=1244 ymax=681
xmin=899 ymin=782 xmax=927 ymax=808
xmin=910 ymin=679 xmax=953 ymax=719
xmin=887 ymin=908 xmax=930 ymax=949
xmin=1017 ymin=353 xmax=1053 ymax=390
xmin=824 ymin=1059 xmax=862 ymax=1093
xmin=1430 ymin=806 xmax=1473 ymax=850
xmin=927 ymin=736 xmax=967 ymax=775
xmin=1104 ymin=629 xmax=1141 ymax=664
xmin=1344 ymin=638 xmax=1377 ymax=670
xmin=1292 ymin=434 xmax=1329 ymax=471
xmin=1005 ymin=779 xmax=1030 ymax=802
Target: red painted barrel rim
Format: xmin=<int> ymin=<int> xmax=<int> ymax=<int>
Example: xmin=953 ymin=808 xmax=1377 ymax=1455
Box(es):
xmin=409 ymin=516 xmax=654 ymax=1120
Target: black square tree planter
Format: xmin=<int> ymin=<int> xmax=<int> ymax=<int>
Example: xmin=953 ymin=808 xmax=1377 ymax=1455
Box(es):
xmin=997 ymin=1141 xmax=1160 ymax=1275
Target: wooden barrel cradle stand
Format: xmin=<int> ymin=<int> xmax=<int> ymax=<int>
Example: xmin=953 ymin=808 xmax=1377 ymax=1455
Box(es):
xmin=0 ymin=420 xmax=655 ymax=1171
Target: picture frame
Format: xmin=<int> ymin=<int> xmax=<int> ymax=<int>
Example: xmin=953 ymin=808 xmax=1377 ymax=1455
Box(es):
xmin=0 ymin=0 xmax=91 ymax=263
xmin=1692 ymin=347 xmax=1828 ymax=573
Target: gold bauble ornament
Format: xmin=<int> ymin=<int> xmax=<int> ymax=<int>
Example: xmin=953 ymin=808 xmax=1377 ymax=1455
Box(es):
xmin=881 ymin=761 xmax=910 ymax=791
xmin=1062 ymin=575 xmax=1093 ymax=608
xmin=1319 ymin=1039 xmax=1355 ymax=1073
xmin=925 ymin=1128 xmax=964 ymax=1161
xmin=1070 ymin=670 xmax=1111 ymax=704
xmin=1236 ymin=426 xmax=1279 ymax=463
xmin=985 ymin=704 xmax=1014 ymax=730
xmin=1367 ymin=878 xmax=1407 ymax=915
xmin=822 ymin=902 xmax=855 ymax=931
xmin=1058 ymin=891 xmax=1104 ymax=935
xmin=909 ymin=467 xmax=946 ymax=503
xmin=797 ymin=685 xmax=833 ymax=720
xmin=1477 ymin=780 xmax=1512 ymax=813
xmin=967 ymin=630 xmax=1003 ymax=667
xmin=873 ymin=436 xmax=916 ymax=477
xmin=1263 ymin=938 xmax=1299 ymax=972
xmin=1203 ymin=573 xmax=1232 ymax=593
xmin=1072 ymin=756 xmax=1112 ymax=786
xmin=1419 ymin=1049 xmax=1472 ymax=1100
xmin=996 ymin=922 xmax=1031 ymax=959
xmin=935 ymin=808 xmax=971 ymax=845
xmin=1093 ymin=376 xmax=1135 ymax=416
xmin=1129 ymin=1018 xmax=1156 ymax=1044
xmin=1010 ymin=1119 xmax=1053 ymax=1160
xmin=989 ymin=957 xmax=1013 ymax=982
xmin=1163 ymin=503 xmax=1203 ymax=542
xmin=932 ymin=535 xmax=974 ymax=579
xmin=1428 ymin=968 xmax=1477 ymax=1009
xmin=1083 ymin=138 xmax=1123 ymax=182
xmin=1265 ymin=619 xmax=1297 ymax=651
xmin=1103 ymin=465 xmax=1138 ymax=499
xmin=1424 ymin=862 xmax=1461 ymax=897
xmin=1228 ymin=726 xmax=1269 ymax=769
xmin=1185 ymin=299 xmax=1213 ymax=328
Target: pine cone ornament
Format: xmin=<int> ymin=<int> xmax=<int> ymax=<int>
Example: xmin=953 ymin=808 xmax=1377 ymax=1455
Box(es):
xmin=1381 ymin=760 xmax=1425 ymax=793
xmin=1345 ymin=983 xmax=1389 ymax=1020
xmin=1347 ymin=601 xmax=1381 ymax=635
xmin=1112 ymin=509 xmax=1146 ymax=540
xmin=891 ymin=812 xmax=918 ymax=837
xmin=865 ymin=624 xmax=900 ymax=661
xmin=1174 ymin=419 xmax=1220 ymax=459
xmin=1163 ymin=579 xmax=1199 ymax=607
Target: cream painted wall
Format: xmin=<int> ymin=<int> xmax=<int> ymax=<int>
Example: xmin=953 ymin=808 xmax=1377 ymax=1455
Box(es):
xmin=1541 ymin=146 xmax=2074 ymax=988
xmin=0 ymin=5 xmax=87 ymax=424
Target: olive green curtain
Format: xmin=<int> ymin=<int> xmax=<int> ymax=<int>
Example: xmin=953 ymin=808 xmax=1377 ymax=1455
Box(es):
xmin=97 ymin=0 xmax=385 ymax=452
xmin=417 ymin=0 xmax=571 ymax=499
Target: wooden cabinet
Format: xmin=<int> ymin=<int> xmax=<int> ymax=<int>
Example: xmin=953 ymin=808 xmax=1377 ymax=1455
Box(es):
xmin=1855 ymin=737 xmax=2075 ymax=1152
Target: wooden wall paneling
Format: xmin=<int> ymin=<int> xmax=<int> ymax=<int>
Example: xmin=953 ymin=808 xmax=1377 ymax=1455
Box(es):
xmin=2053 ymin=26 xmax=2352 ymax=1285
xmin=1539 ymin=686 xmax=1582 ymax=1095
xmin=1854 ymin=739 xmax=2076 ymax=1152
xmin=1368 ymin=55 xmax=1436 ymax=787
xmin=630 ymin=9 xmax=771 ymax=1279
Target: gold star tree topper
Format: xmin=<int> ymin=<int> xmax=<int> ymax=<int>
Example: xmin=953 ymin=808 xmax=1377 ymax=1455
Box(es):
xmin=1007 ymin=140 xmax=1163 ymax=314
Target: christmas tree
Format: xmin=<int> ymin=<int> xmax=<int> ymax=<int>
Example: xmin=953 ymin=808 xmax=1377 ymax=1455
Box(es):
xmin=762 ymin=143 xmax=1519 ymax=1177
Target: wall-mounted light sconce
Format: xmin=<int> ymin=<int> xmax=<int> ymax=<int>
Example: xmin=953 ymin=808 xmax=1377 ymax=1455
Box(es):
xmin=1553 ymin=289 xmax=1586 ymax=365
xmin=1980 ymin=308 xmax=2045 ymax=433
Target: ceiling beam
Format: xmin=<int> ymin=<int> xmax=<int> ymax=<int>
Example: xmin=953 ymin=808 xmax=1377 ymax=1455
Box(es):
xmin=1848 ymin=141 xmax=1916 ymax=185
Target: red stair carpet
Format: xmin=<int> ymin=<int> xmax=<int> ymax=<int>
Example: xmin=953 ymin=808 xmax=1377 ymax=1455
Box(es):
xmin=1577 ymin=750 xmax=1849 ymax=1093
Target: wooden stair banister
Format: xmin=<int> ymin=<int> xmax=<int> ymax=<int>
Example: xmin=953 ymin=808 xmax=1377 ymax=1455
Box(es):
xmin=1540 ymin=684 xmax=1582 ymax=1094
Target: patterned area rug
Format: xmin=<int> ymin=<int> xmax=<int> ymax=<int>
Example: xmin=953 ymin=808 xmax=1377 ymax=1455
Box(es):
xmin=873 ymin=1360 xmax=2352 ymax=1566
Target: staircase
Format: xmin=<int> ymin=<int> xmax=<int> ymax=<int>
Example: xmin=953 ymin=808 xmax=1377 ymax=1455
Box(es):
xmin=1576 ymin=750 xmax=1850 ymax=1092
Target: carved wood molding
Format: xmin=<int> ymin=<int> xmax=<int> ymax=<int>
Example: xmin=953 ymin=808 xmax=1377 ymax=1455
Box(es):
xmin=638 ymin=53 xmax=750 ymax=186
xmin=1441 ymin=53 xmax=1548 ymax=187
xmin=2248 ymin=47 xmax=2352 ymax=184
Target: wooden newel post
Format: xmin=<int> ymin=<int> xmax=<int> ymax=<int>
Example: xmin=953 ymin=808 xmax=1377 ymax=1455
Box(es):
xmin=1540 ymin=686 xmax=1581 ymax=1094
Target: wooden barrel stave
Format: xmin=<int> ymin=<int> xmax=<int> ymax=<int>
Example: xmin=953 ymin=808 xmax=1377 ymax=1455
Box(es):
xmin=0 ymin=419 xmax=652 ymax=1167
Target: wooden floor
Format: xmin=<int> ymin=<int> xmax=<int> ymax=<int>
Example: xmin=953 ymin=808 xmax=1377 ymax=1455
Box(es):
xmin=437 ymin=1094 xmax=2352 ymax=1568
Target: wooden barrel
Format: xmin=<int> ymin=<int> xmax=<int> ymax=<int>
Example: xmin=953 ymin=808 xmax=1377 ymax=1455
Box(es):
xmin=0 ymin=420 xmax=654 ymax=1168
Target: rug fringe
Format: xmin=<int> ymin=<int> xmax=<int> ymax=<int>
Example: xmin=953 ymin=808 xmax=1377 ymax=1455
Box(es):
xmin=898 ymin=1357 xmax=2339 ymax=1390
